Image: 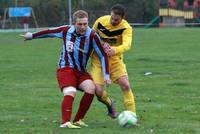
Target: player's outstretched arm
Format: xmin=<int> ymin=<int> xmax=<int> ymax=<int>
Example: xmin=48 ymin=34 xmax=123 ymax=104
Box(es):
xmin=21 ymin=26 xmax=68 ymax=41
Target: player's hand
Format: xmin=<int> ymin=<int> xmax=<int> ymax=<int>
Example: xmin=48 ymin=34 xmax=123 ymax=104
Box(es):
xmin=20 ymin=32 xmax=33 ymax=41
xmin=103 ymin=42 xmax=111 ymax=53
xmin=103 ymin=42 xmax=115 ymax=56
xmin=106 ymin=47 xmax=115 ymax=56
xmin=104 ymin=79 xmax=112 ymax=86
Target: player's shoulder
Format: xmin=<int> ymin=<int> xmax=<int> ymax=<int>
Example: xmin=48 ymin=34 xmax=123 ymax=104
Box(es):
xmin=87 ymin=27 xmax=98 ymax=37
xmin=96 ymin=15 xmax=110 ymax=23
xmin=121 ymin=19 xmax=132 ymax=30
xmin=51 ymin=25 xmax=70 ymax=31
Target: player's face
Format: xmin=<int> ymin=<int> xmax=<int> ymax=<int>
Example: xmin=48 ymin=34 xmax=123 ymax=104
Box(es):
xmin=74 ymin=17 xmax=88 ymax=35
xmin=110 ymin=12 xmax=122 ymax=26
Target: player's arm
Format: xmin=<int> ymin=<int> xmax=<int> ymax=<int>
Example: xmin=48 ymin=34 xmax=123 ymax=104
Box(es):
xmin=23 ymin=26 xmax=68 ymax=40
xmin=113 ymin=26 xmax=132 ymax=55
xmin=92 ymin=32 xmax=111 ymax=84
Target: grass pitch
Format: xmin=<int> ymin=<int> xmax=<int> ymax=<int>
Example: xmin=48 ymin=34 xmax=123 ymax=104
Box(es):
xmin=0 ymin=28 xmax=200 ymax=134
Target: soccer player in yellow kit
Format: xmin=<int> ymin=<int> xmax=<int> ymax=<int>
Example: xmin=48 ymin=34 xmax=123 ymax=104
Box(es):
xmin=90 ymin=4 xmax=137 ymax=118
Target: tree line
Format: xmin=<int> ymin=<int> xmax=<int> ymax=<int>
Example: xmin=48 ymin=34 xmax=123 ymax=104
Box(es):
xmin=0 ymin=0 xmax=159 ymax=27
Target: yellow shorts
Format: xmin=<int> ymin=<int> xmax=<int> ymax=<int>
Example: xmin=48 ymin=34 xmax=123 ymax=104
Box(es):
xmin=90 ymin=56 xmax=127 ymax=85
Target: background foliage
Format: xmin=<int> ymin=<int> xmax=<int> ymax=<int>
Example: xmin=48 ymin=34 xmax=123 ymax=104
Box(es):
xmin=0 ymin=0 xmax=159 ymax=27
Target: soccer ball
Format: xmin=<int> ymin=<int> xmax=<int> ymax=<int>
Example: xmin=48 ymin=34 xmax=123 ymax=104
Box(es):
xmin=117 ymin=111 xmax=138 ymax=127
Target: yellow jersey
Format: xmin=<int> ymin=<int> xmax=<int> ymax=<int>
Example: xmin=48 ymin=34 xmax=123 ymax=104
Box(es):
xmin=93 ymin=15 xmax=132 ymax=55
xmin=91 ymin=15 xmax=133 ymax=83
xmin=92 ymin=15 xmax=133 ymax=62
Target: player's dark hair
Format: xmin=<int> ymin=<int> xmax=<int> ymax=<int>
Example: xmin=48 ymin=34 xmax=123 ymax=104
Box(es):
xmin=111 ymin=4 xmax=126 ymax=17
xmin=73 ymin=10 xmax=88 ymax=23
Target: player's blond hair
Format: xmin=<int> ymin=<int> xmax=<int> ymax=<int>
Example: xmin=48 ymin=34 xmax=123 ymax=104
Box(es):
xmin=73 ymin=10 xmax=88 ymax=23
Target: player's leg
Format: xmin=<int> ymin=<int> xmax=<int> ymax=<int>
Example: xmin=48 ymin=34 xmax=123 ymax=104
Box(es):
xmin=95 ymin=84 xmax=117 ymax=118
xmin=60 ymin=87 xmax=80 ymax=128
xmin=95 ymin=84 xmax=111 ymax=107
xmin=90 ymin=61 xmax=117 ymax=118
xmin=57 ymin=67 xmax=80 ymax=128
xmin=73 ymin=72 xmax=95 ymax=126
xmin=116 ymin=76 xmax=136 ymax=113
xmin=111 ymin=60 xmax=136 ymax=113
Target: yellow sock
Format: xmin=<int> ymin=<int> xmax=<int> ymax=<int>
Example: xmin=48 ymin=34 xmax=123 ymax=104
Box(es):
xmin=123 ymin=89 xmax=136 ymax=113
xmin=97 ymin=90 xmax=112 ymax=106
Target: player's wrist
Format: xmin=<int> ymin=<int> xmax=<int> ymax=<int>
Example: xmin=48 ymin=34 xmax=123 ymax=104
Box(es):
xmin=104 ymin=74 xmax=110 ymax=81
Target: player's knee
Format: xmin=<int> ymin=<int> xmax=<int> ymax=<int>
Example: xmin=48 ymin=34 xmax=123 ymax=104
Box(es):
xmin=79 ymin=80 xmax=95 ymax=94
xmin=84 ymin=84 xmax=95 ymax=94
xmin=117 ymin=77 xmax=131 ymax=91
xmin=85 ymin=88 xmax=95 ymax=94
xmin=63 ymin=86 xmax=76 ymax=96
xmin=95 ymin=85 xmax=103 ymax=97
xmin=120 ymin=82 xmax=130 ymax=91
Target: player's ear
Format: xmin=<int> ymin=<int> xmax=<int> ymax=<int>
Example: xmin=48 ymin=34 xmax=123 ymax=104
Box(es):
xmin=72 ymin=19 xmax=76 ymax=25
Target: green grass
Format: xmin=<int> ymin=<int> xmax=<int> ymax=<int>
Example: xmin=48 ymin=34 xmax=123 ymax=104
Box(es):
xmin=0 ymin=28 xmax=200 ymax=134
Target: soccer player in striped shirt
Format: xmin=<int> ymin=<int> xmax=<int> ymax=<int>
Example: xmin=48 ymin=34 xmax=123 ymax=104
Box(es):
xmin=23 ymin=10 xmax=111 ymax=129
xmin=90 ymin=4 xmax=137 ymax=118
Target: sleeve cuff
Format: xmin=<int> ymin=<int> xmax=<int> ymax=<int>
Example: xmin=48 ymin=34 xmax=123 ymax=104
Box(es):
xmin=104 ymin=74 xmax=110 ymax=81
